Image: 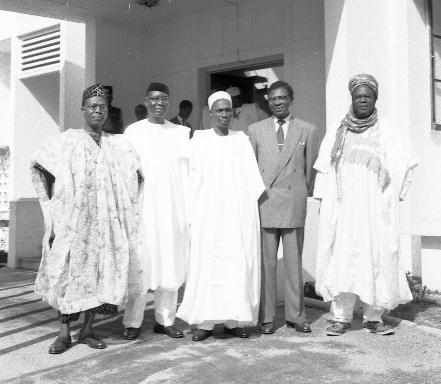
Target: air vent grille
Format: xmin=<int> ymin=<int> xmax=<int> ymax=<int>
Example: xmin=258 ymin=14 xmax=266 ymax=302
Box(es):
xmin=19 ymin=25 xmax=61 ymax=78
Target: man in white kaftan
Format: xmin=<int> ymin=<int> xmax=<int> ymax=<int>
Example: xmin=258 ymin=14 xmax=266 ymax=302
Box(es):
xmin=199 ymin=87 xmax=267 ymax=134
xmin=122 ymin=82 xmax=190 ymax=339
xmin=177 ymin=91 xmax=265 ymax=341
xmin=314 ymin=74 xmax=418 ymax=336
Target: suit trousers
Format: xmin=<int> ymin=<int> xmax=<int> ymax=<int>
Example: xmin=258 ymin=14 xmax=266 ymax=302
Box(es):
xmin=123 ymin=288 xmax=178 ymax=328
xmin=260 ymin=227 xmax=306 ymax=324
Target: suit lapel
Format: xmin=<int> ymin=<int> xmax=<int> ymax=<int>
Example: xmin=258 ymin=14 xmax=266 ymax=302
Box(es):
xmin=269 ymin=117 xmax=303 ymax=187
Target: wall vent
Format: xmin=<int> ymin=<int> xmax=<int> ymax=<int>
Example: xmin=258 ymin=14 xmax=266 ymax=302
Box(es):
xmin=19 ymin=25 xmax=61 ymax=78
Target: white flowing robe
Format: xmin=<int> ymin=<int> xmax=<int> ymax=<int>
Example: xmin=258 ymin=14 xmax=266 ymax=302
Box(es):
xmin=177 ymin=129 xmax=265 ymax=325
xmin=31 ymin=129 xmax=145 ymax=314
xmin=125 ymin=119 xmax=190 ymax=291
xmin=314 ymin=119 xmax=418 ymax=310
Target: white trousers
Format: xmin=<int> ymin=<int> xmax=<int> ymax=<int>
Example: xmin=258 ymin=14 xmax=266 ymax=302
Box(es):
xmin=123 ymin=289 xmax=178 ymax=328
xmin=331 ymin=292 xmax=384 ymax=324
xmin=197 ymin=320 xmax=248 ymax=331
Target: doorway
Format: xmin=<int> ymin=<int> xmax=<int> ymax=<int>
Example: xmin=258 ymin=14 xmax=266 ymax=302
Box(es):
xmin=197 ymin=55 xmax=283 ymax=130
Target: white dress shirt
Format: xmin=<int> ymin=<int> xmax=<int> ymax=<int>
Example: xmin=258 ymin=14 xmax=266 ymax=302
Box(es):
xmin=273 ymin=115 xmax=290 ymax=140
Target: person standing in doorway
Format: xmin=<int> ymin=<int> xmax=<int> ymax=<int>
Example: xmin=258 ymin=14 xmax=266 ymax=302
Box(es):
xmin=248 ymin=80 xmax=319 ymax=335
xmin=134 ymin=104 xmax=147 ymax=121
xmin=122 ymin=82 xmax=190 ymax=340
xmin=103 ymin=85 xmax=124 ymax=134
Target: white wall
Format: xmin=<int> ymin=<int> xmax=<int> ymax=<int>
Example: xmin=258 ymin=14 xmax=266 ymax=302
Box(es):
xmin=94 ymin=0 xmax=326 ymax=134
xmin=0 ymin=39 xmax=11 ymax=147
xmin=95 ymin=20 xmax=151 ymax=128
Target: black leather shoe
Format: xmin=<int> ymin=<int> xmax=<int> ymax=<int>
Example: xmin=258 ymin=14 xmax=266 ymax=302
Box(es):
xmin=79 ymin=333 xmax=107 ymax=349
xmin=224 ymin=327 xmax=250 ymax=338
xmin=48 ymin=336 xmax=72 ymax=354
xmin=153 ymin=323 xmax=185 ymax=338
xmin=192 ymin=329 xmax=213 ymax=342
xmin=260 ymin=322 xmax=276 ymax=335
xmin=286 ymin=321 xmax=312 ymax=333
xmin=123 ymin=327 xmax=141 ymax=340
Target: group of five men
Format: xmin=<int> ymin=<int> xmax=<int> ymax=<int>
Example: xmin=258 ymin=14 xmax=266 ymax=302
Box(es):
xmin=32 ymin=74 xmax=416 ymax=354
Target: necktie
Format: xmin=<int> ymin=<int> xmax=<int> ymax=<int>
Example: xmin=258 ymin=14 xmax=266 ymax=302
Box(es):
xmin=277 ymin=119 xmax=284 ymax=152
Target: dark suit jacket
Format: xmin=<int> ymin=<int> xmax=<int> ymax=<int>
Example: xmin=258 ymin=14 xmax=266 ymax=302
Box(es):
xmin=248 ymin=116 xmax=318 ymax=228
xmin=170 ymin=116 xmax=192 ymax=129
xmin=103 ymin=106 xmax=123 ymax=134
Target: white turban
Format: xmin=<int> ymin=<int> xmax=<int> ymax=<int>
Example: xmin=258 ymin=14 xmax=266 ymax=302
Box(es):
xmin=208 ymin=91 xmax=232 ymax=110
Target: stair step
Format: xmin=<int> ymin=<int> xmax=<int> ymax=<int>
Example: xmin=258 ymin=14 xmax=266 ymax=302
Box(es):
xmin=19 ymin=257 xmax=41 ymax=271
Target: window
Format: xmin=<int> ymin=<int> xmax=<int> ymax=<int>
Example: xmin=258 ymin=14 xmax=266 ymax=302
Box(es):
xmin=430 ymin=0 xmax=441 ymax=130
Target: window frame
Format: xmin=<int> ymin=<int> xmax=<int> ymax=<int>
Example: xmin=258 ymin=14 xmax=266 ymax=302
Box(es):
xmin=430 ymin=0 xmax=441 ymax=130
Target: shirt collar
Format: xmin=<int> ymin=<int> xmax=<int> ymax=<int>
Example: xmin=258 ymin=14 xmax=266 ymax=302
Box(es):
xmin=273 ymin=115 xmax=291 ymax=124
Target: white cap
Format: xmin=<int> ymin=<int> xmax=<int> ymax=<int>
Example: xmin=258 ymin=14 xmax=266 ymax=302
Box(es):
xmin=226 ymin=86 xmax=241 ymax=97
xmin=208 ymin=91 xmax=232 ymax=110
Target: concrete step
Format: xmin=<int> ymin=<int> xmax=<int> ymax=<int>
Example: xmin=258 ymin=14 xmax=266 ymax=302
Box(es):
xmin=18 ymin=257 xmax=41 ymax=271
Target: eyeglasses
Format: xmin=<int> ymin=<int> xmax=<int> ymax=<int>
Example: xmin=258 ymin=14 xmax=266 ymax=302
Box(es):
xmin=85 ymin=104 xmax=108 ymax=112
xmin=148 ymin=96 xmax=169 ymax=104
xmin=268 ymin=95 xmax=291 ymax=103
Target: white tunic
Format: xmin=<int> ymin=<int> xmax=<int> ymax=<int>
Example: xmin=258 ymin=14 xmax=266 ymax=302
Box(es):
xmin=314 ymin=119 xmax=418 ymax=310
xmin=125 ymin=119 xmax=190 ymax=291
xmin=177 ymin=129 xmax=265 ymax=325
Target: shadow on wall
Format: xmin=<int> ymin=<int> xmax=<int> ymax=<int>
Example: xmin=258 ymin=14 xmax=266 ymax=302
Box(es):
xmin=22 ymin=71 xmax=60 ymax=124
xmin=0 ymin=44 xmax=11 ymax=89
xmin=324 ymin=0 xmax=345 ymax=81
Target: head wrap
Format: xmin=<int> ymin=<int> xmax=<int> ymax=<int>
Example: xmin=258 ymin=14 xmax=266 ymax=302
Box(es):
xmin=208 ymin=91 xmax=232 ymax=110
xmin=82 ymin=84 xmax=106 ymax=105
xmin=146 ymin=82 xmax=169 ymax=95
xmin=348 ymin=73 xmax=378 ymax=98
xmin=226 ymin=86 xmax=241 ymax=97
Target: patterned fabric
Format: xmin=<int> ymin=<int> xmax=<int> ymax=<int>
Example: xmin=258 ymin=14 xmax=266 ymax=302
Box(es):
xmin=348 ymin=73 xmax=378 ymax=97
xmin=31 ymin=129 xmax=147 ymax=314
xmin=93 ymin=303 xmax=118 ymax=316
xmin=331 ymin=106 xmax=378 ymax=169
xmin=58 ymin=311 xmax=81 ymax=323
xmin=88 ymin=132 xmax=101 ymax=147
xmin=82 ymin=84 xmax=106 ymax=105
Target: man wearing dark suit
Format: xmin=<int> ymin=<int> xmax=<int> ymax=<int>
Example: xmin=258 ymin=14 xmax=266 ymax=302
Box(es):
xmin=103 ymin=86 xmax=124 ymax=134
xmin=248 ymin=81 xmax=318 ymax=335
xmin=170 ymin=100 xmax=193 ymax=137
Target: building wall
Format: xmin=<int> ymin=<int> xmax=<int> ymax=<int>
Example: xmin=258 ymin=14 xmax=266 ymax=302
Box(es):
xmin=95 ymin=20 xmax=151 ymax=128
xmin=150 ymin=0 xmax=325 ymax=134
xmin=94 ymin=0 xmax=326 ymax=134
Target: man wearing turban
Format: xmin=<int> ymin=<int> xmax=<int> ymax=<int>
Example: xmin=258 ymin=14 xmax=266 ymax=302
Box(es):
xmin=314 ymin=74 xmax=418 ymax=336
xmin=122 ymin=82 xmax=190 ymax=340
xmin=177 ymin=92 xmax=264 ymax=341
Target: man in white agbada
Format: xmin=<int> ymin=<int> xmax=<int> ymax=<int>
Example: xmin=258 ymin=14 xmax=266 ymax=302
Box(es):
xmin=199 ymin=87 xmax=267 ymax=134
xmin=314 ymin=74 xmax=418 ymax=336
xmin=31 ymin=84 xmax=145 ymax=354
xmin=177 ymin=91 xmax=265 ymax=342
xmin=122 ymin=82 xmax=190 ymax=340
